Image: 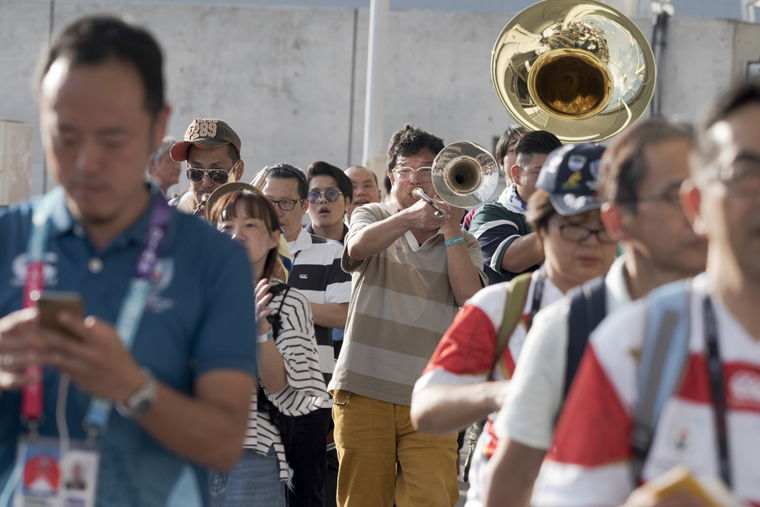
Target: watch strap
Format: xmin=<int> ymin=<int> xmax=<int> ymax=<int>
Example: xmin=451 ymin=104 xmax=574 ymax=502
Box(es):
xmin=115 ymin=368 xmax=157 ymax=421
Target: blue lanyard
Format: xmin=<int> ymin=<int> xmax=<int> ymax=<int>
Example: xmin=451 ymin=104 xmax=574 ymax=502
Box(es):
xmin=27 ymin=188 xmax=172 ymax=435
xmin=27 ymin=188 xmax=60 ymax=262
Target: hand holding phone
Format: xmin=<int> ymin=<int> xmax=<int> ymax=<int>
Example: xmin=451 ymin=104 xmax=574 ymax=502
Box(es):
xmin=31 ymin=291 xmax=85 ymax=340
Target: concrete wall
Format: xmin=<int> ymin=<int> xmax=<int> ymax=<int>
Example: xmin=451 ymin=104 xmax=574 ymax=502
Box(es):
xmin=2 ymin=0 xmax=760 ymax=198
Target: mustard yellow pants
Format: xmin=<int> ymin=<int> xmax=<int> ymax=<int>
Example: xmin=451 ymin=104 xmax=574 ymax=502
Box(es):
xmin=332 ymin=390 xmax=459 ymax=507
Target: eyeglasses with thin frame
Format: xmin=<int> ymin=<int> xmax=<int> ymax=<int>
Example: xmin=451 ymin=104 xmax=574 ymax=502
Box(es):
xmin=718 ymin=158 xmax=760 ymax=198
xmin=269 ymin=198 xmax=305 ymax=211
xmin=635 ymin=181 xmax=683 ymax=210
xmin=550 ymin=216 xmax=616 ymax=244
xmin=393 ymin=166 xmax=433 ymax=182
xmin=308 ymin=189 xmax=343 ymax=204
xmin=186 ymin=160 xmax=239 ymax=185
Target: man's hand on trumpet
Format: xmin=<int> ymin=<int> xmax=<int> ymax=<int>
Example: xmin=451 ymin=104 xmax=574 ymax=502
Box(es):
xmin=434 ymin=193 xmax=466 ymax=233
xmin=403 ymin=193 xmax=465 ymax=232
xmin=402 ymin=197 xmax=447 ymax=231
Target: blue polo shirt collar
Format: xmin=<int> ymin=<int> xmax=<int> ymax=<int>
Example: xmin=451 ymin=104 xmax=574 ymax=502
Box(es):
xmin=46 ymin=188 xmax=76 ymax=238
xmin=45 ymin=185 xmax=162 ymax=250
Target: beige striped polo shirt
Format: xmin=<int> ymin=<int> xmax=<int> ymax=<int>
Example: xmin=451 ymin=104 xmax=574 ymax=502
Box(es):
xmin=328 ymin=203 xmax=487 ymax=406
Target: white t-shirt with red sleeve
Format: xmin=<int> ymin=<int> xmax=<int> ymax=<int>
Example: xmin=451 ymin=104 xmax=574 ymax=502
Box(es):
xmin=413 ymin=269 xmax=563 ymax=507
xmin=533 ymin=273 xmax=760 ymax=507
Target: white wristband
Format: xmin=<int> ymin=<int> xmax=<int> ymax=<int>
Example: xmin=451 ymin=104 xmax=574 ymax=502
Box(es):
xmin=257 ymin=329 xmax=273 ymax=343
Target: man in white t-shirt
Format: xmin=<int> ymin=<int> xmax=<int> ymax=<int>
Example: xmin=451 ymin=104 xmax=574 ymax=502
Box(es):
xmin=505 ymin=84 xmax=760 ymax=507
xmin=483 ymin=118 xmax=708 ymax=507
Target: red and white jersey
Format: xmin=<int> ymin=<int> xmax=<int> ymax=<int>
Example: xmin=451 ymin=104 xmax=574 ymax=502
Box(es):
xmin=413 ymin=270 xmax=563 ymax=507
xmin=535 ymin=273 xmax=760 ymax=507
xmin=414 ymin=270 xmax=563 ymax=393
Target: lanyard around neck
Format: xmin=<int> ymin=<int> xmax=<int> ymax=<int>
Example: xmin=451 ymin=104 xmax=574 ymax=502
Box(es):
xmin=20 ymin=188 xmax=63 ymax=429
xmin=22 ymin=188 xmax=172 ymax=437
xmin=702 ymin=296 xmax=732 ymax=488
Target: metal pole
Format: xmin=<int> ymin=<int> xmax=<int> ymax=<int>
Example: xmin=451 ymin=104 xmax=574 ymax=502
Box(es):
xmin=650 ymin=11 xmax=670 ymax=117
xmin=741 ymin=0 xmax=758 ymax=22
xmin=362 ymin=0 xmax=389 ymax=192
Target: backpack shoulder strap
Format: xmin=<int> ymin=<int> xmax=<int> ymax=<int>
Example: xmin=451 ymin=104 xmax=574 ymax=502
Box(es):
xmin=493 ymin=272 xmax=533 ymax=369
xmin=564 ymin=276 xmax=607 ymax=401
xmin=631 ymin=279 xmax=691 ymax=484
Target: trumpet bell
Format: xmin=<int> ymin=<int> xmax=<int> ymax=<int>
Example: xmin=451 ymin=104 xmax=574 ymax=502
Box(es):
xmin=432 ymin=141 xmax=500 ymax=208
xmin=491 ymin=0 xmax=656 ymax=143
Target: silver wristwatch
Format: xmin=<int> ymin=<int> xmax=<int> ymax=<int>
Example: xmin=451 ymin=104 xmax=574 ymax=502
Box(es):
xmin=115 ymin=368 xmax=157 ymax=421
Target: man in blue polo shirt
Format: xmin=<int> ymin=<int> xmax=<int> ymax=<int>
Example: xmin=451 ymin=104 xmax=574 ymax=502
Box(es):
xmin=0 ymin=17 xmax=256 ymax=507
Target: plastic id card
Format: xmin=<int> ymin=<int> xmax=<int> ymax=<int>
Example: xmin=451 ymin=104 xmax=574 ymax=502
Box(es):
xmin=13 ymin=437 xmax=99 ymax=507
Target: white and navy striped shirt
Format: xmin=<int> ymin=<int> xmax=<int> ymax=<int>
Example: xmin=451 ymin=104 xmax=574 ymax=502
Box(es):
xmin=287 ymin=228 xmax=351 ymax=389
xmin=244 ymin=280 xmax=329 ymax=481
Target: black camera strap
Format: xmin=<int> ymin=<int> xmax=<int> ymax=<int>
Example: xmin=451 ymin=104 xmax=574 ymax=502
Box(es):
xmin=703 ymin=296 xmax=732 ymax=488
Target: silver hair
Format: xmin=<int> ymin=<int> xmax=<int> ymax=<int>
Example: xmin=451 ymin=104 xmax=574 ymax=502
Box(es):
xmin=149 ymin=135 xmax=177 ymax=168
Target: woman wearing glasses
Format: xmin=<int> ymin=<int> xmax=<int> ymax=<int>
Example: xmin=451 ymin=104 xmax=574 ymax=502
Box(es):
xmin=207 ymin=183 xmax=328 ymax=506
xmin=410 ymin=144 xmax=618 ymax=507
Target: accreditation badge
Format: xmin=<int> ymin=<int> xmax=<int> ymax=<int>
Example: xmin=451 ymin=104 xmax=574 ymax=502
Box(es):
xmin=13 ymin=437 xmax=99 ymax=507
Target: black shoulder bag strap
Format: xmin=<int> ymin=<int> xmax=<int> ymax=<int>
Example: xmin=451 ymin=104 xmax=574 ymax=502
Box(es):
xmin=564 ymin=276 xmax=607 ymax=401
xmin=703 ymin=297 xmax=732 ymax=488
xmin=631 ymin=285 xmax=730 ymax=487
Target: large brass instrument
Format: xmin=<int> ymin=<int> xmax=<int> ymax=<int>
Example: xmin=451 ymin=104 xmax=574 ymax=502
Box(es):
xmin=492 ymin=0 xmax=656 ymax=142
xmin=412 ymin=141 xmax=500 ymax=216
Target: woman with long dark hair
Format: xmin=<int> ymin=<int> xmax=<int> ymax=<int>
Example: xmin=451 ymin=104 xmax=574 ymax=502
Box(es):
xmin=207 ymin=184 xmax=328 ymax=506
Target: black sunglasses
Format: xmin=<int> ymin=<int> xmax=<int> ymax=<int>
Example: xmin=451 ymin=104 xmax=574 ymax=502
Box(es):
xmin=186 ymin=161 xmax=239 ymax=185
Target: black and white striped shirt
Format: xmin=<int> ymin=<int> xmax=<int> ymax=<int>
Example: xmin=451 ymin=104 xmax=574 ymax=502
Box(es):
xmin=244 ymin=280 xmax=328 ymax=481
xmin=287 ymin=228 xmax=352 ymax=391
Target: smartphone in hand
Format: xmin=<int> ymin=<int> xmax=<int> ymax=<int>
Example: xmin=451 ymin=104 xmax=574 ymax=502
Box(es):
xmin=32 ymin=291 xmax=85 ymax=340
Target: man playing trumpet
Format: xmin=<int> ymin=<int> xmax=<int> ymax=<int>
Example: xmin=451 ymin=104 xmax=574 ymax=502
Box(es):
xmin=328 ymin=124 xmax=487 ymax=507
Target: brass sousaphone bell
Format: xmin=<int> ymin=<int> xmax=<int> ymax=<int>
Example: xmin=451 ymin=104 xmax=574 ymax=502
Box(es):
xmin=412 ymin=141 xmax=500 ymax=216
xmin=492 ymin=0 xmax=656 ymax=143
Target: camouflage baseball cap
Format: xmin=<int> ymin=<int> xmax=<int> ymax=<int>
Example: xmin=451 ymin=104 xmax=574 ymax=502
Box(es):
xmin=170 ymin=118 xmax=241 ymax=162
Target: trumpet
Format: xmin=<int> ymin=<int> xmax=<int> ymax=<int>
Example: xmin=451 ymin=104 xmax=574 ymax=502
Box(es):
xmin=193 ymin=193 xmax=211 ymax=216
xmin=431 ymin=141 xmax=499 ymax=209
xmin=412 ymin=188 xmax=446 ymax=218
xmin=411 ymin=140 xmax=500 ymax=218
